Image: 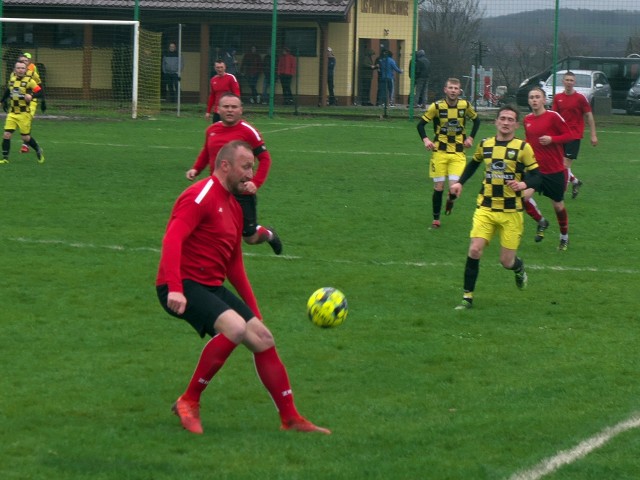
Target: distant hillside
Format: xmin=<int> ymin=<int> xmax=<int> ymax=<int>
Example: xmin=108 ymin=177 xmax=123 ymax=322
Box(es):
xmin=480 ymin=9 xmax=640 ymax=57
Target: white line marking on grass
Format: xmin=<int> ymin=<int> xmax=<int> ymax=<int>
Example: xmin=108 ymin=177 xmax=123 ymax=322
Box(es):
xmin=292 ymin=149 xmax=419 ymax=157
xmin=508 ymin=414 xmax=640 ymax=480
xmin=7 ymin=237 xmax=640 ymax=274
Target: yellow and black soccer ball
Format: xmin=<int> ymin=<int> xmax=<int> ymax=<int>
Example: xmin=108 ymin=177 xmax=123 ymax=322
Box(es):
xmin=306 ymin=287 xmax=348 ymax=328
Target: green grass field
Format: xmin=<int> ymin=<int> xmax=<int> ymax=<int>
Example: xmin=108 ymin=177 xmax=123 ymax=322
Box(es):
xmin=1 ymin=110 xmax=639 ymax=480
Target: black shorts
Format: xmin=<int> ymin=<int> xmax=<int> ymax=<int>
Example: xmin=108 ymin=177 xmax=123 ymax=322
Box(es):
xmin=563 ymin=140 xmax=581 ymax=161
xmin=537 ymin=171 xmax=567 ymax=203
xmin=211 ymin=112 xmax=221 ymax=123
xmin=157 ymin=279 xmax=255 ymax=338
xmin=234 ymin=193 xmax=258 ymax=237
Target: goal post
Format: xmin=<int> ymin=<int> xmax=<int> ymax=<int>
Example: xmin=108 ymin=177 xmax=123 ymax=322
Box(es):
xmin=0 ymin=17 xmax=160 ymax=119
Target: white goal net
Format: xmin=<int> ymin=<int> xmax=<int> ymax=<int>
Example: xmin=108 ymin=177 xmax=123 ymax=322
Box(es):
xmin=0 ymin=18 xmax=162 ymax=118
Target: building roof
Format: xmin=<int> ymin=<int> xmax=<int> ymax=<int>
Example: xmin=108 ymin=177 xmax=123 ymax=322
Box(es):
xmin=3 ymin=0 xmax=354 ymax=17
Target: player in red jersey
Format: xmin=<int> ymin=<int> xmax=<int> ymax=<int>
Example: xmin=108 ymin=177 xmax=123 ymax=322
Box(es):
xmin=552 ymin=71 xmax=598 ymax=199
xmin=205 ymin=60 xmax=240 ymax=123
xmin=522 ymin=87 xmax=575 ymax=250
xmin=157 ymin=140 xmax=330 ymax=435
xmin=188 ymin=93 xmax=281 ymax=254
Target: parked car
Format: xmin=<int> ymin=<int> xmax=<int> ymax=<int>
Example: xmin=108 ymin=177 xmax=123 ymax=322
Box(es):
xmin=516 ymin=55 xmax=640 ymax=108
xmin=541 ymin=69 xmax=611 ymax=107
xmin=626 ymin=76 xmax=640 ymax=115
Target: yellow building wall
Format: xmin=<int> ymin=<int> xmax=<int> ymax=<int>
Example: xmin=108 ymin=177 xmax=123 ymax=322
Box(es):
xmin=5 ymin=2 xmax=416 ymax=104
xmin=352 ymin=0 xmax=416 ymax=101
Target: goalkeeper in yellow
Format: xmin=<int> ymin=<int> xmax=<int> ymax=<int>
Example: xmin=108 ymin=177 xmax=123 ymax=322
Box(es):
xmin=18 ymin=52 xmax=45 ymax=154
xmin=1 ymin=60 xmax=45 ymax=164
xmin=449 ymin=105 xmax=542 ymax=310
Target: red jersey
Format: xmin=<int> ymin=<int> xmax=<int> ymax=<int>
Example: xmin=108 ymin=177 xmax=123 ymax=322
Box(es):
xmin=191 ymin=120 xmax=271 ymax=188
xmin=206 ymin=73 xmax=240 ymax=114
xmin=156 ymin=176 xmax=260 ymax=317
xmin=552 ymin=91 xmax=591 ymax=140
xmin=523 ymin=110 xmax=573 ymax=174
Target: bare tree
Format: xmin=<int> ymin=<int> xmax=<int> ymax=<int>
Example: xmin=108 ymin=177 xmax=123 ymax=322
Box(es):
xmin=418 ymin=0 xmax=484 ymax=100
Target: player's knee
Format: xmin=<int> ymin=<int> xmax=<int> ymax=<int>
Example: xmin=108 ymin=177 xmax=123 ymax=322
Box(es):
xmin=246 ymin=319 xmax=275 ymax=350
xmin=215 ymin=311 xmax=249 ymax=344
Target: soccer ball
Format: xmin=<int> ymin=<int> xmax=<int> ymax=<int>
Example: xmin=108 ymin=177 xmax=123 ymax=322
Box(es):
xmin=306 ymin=287 xmax=348 ymax=328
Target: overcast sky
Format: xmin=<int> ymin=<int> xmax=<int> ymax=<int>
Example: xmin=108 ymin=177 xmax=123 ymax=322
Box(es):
xmin=480 ymin=0 xmax=640 ymax=18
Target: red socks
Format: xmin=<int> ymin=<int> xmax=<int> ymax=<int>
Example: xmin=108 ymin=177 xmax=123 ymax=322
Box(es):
xmin=182 ymin=339 xmax=302 ymax=423
xmin=256 ymin=225 xmax=272 ymax=242
xmin=254 ymin=346 xmax=301 ymax=422
xmin=524 ymin=198 xmax=542 ymax=222
xmin=556 ymin=208 xmax=569 ymax=235
xmin=183 ymin=333 xmax=238 ymax=402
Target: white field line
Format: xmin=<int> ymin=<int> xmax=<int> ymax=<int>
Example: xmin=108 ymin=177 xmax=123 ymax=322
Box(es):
xmin=7 ymin=237 xmax=640 ymax=274
xmin=48 ymin=123 xmax=638 ymax=153
xmin=508 ymin=414 xmax=640 ymax=480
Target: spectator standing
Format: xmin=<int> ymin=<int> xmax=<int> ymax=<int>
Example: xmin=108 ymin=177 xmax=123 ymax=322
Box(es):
xmin=205 ymin=60 xmax=240 ymax=123
xmin=375 ymin=51 xmax=385 ymax=106
xmin=327 ymin=47 xmax=337 ymax=106
xmin=277 ymin=47 xmax=296 ymax=105
xmin=359 ymin=49 xmax=376 ymax=106
xmin=378 ymin=50 xmax=403 ymax=107
xmin=162 ymin=42 xmax=182 ymax=103
xmin=413 ymin=50 xmax=430 ymax=108
xmin=242 ymin=46 xmax=263 ymax=104
xmin=158 ymin=140 xmax=330 ymax=436
xmin=223 ymin=48 xmax=239 ymax=76
xmin=261 ymin=50 xmax=272 ymax=105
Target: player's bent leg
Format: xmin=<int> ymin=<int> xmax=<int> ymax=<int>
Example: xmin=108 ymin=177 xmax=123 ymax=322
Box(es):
xmin=213 ymin=310 xmax=251 ymax=345
xmin=242 ymin=318 xmax=276 ymax=352
xmin=248 ymin=321 xmax=331 ymax=434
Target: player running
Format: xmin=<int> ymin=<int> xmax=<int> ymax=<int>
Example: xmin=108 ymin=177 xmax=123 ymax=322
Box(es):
xmin=186 ymin=93 xmax=282 ymax=254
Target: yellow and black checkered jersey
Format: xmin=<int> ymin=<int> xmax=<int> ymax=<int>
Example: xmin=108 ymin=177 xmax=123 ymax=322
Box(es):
xmin=421 ymin=99 xmax=478 ymax=153
xmin=472 ymin=137 xmax=538 ymax=212
xmin=7 ymin=73 xmax=39 ymax=114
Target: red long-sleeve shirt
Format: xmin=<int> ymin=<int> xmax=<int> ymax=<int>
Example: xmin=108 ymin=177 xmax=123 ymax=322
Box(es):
xmin=156 ymin=176 xmax=261 ymax=318
xmin=206 ymin=73 xmax=240 ymax=114
xmin=523 ymin=110 xmax=574 ymax=174
xmin=191 ymin=120 xmax=271 ymax=189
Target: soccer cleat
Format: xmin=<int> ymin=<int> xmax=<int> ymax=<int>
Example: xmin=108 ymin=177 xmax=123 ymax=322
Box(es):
xmin=36 ymin=148 xmax=45 ymax=164
xmin=534 ymin=218 xmax=549 ymax=243
xmin=267 ymin=227 xmax=282 ymax=255
xmin=431 ymin=219 xmax=441 ymax=229
xmin=558 ymin=239 xmax=569 ymax=251
xmin=281 ymin=417 xmax=331 ymax=435
xmin=454 ymin=298 xmax=472 ymax=310
xmin=171 ymin=395 xmax=203 ymax=434
xmin=445 ymin=198 xmax=455 ymax=215
xmin=571 ymin=180 xmax=583 ymax=199
xmin=0 ymin=158 xmax=8 ymax=165
xmin=515 ymin=270 xmax=528 ymax=290
xmin=20 ymin=144 xmax=29 ymax=153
